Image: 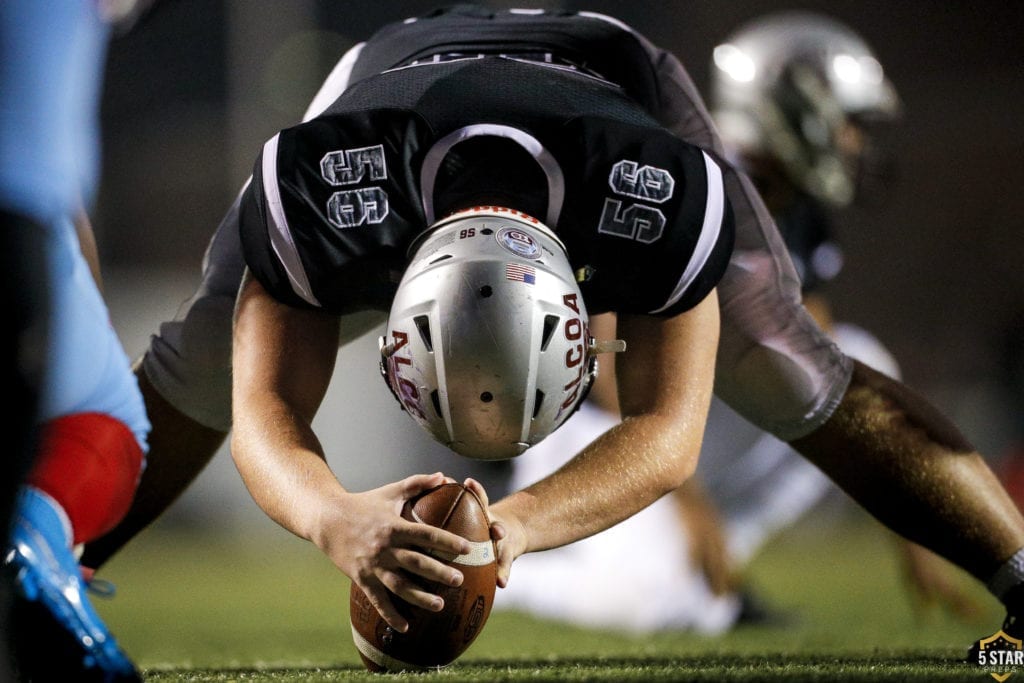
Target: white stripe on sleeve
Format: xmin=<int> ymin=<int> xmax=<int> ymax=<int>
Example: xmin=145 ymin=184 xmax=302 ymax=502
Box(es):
xmin=261 ymin=134 xmax=321 ymax=307
xmin=302 ymin=42 xmax=365 ymax=122
xmin=649 ymin=151 xmax=725 ymax=314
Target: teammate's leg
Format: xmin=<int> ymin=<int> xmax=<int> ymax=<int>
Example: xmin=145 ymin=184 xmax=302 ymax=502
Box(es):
xmin=10 ymin=414 xmax=145 ymax=681
xmin=0 ymin=0 xmax=133 ymax=676
xmin=5 ymin=207 xmax=148 ymax=679
xmin=81 ymin=197 xmax=243 ymax=569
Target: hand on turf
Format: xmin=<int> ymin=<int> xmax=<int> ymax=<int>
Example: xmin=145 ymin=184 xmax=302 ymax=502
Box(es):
xmin=318 ymin=472 xmax=471 ymax=633
xmin=897 ymin=539 xmax=984 ymax=622
xmin=463 ymin=478 xmax=524 ymax=589
xmin=672 ymin=480 xmax=739 ymax=595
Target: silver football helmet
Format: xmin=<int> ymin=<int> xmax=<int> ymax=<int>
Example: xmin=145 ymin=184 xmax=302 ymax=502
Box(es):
xmin=380 ymin=207 xmax=622 ymax=460
xmin=710 ymin=11 xmax=901 ymax=206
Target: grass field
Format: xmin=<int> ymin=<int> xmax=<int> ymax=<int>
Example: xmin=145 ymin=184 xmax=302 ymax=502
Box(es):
xmin=95 ymin=509 xmax=1010 ymax=682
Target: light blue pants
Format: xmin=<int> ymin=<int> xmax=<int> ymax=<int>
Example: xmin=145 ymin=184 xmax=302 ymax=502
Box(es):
xmin=0 ymin=0 xmax=149 ymax=453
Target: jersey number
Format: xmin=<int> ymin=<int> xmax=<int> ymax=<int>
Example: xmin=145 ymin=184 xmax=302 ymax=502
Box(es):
xmin=597 ymin=160 xmax=675 ymax=244
xmin=320 ymin=144 xmax=390 ymax=229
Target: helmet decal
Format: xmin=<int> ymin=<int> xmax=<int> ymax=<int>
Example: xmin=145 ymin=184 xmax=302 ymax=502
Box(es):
xmin=496 ymin=227 xmax=542 ymax=259
xmin=505 ymin=263 xmax=537 ymax=284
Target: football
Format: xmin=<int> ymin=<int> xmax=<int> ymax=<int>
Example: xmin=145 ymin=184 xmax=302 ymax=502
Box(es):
xmin=349 ymin=483 xmax=496 ymax=672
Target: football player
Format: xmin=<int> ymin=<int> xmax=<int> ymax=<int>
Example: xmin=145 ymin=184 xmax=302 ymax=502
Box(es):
xmin=1 ymin=1 xmax=159 ymax=680
xmin=702 ymin=10 xmax=981 ymax=619
xmin=81 ymin=5 xmax=1024 ymax=650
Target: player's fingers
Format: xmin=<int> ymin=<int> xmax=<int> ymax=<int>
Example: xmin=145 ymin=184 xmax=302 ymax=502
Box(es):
xmin=463 ymin=478 xmax=489 ymax=509
xmin=491 ymin=521 xmax=514 ymax=588
xmin=701 ymin=537 xmax=735 ymax=595
xmin=397 ymin=518 xmax=471 ymax=557
xmin=394 ymin=547 xmax=464 ymax=587
xmin=359 ymin=580 xmax=409 ymax=633
xmin=379 ymin=568 xmax=445 ymax=613
xmin=391 ymin=472 xmax=448 ymax=500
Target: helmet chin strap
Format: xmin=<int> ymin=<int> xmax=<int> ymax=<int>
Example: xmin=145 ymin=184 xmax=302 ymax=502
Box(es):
xmin=591 ymin=339 xmax=627 ymax=355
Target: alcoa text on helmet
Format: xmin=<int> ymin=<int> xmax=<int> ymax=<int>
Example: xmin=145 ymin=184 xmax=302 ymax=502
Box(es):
xmin=379 ymin=206 xmax=624 ymax=461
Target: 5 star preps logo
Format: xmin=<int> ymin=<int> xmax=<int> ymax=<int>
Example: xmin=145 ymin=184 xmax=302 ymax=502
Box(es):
xmin=976 ymin=630 xmax=1023 ymax=681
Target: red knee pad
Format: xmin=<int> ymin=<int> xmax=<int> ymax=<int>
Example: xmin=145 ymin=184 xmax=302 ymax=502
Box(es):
xmin=27 ymin=413 xmax=145 ymax=545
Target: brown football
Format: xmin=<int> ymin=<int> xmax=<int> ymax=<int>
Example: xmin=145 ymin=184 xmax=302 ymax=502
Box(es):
xmin=349 ymin=483 xmax=496 ymax=672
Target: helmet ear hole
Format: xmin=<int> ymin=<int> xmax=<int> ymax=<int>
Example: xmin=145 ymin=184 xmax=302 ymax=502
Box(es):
xmin=479 ymin=285 xmax=493 ymax=298
xmin=480 ymin=392 xmax=494 ymax=403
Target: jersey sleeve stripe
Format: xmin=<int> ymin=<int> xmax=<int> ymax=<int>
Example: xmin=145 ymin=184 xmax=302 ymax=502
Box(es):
xmin=301 ymin=42 xmax=365 ymax=122
xmin=648 ymin=151 xmax=725 ymax=314
xmin=261 ymin=133 xmax=321 ymax=307
xmin=576 ymin=10 xmax=636 ymax=33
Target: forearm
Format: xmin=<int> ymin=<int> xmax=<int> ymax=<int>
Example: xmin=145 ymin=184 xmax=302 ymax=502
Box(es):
xmin=231 ymin=271 xmax=345 ymax=547
xmin=231 ymin=400 xmax=344 ymax=547
xmin=494 ymin=410 xmax=703 ymax=554
xmin=493 ymin=293 xmax=719 ymax=558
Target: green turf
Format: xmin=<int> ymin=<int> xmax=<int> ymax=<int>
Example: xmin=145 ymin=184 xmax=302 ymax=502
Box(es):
xmin=96 ymin=510 xmax=1012 ymax=681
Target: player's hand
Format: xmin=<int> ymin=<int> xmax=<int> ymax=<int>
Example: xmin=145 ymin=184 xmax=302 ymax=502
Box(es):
xmin=318 ymin=472 xmax=471 ymax=633
xmin=897 ymin=539 xmax=984 ymax=621
xmin=463 ymin=478 xmax=523 ymax=589
xmin=672 ymin=480 xmax=738 ymax=595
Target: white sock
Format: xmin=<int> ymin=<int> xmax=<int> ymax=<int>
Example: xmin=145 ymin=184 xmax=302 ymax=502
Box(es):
xmin=988 ymin=548 xmax=1024 ymax=605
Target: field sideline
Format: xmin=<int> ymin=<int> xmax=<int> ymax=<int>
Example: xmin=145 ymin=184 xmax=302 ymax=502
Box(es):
xmin=96 ymin=509 xmax=1009 ymax=681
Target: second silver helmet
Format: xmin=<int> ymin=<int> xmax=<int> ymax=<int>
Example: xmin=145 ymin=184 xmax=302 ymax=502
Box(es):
xmin=710 ymin=11 xmax=900 ymax=206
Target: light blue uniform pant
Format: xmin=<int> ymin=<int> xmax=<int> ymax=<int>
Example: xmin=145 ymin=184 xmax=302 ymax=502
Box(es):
xmin=0 ymin=0 xmax=149 ymax=453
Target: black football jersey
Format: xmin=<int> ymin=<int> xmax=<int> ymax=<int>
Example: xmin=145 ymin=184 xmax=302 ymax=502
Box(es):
xmin=774 ymin=192 xmax=841 ymax=293
xmin=345 ymin=5 xmax=666 ymax=113
xmin=239 ymin=56 xmax=734 ymax=318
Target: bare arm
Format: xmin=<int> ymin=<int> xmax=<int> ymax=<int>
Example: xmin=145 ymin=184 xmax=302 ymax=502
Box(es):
xmin=578 ymin=312 xmax=737 ymax=595
xmin=230 ymin=271 xmax=470 ymax=631
xmin=489 ymin=290 xmax=720 ymax=585
xmin=231 ymin=272 xmax=339 ymax=533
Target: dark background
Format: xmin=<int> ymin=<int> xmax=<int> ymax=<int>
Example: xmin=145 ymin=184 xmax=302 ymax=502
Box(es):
xmin=95 ymin=0 xmax=1023 ymax=454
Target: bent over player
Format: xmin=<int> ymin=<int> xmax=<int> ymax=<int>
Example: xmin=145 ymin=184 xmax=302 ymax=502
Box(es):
xmin=82 ymin=5 xmax=1024 ymax=651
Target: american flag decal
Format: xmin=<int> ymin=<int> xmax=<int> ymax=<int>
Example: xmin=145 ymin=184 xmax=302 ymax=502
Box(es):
xmin=506 ymin=263 xmax=536 ymax=284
